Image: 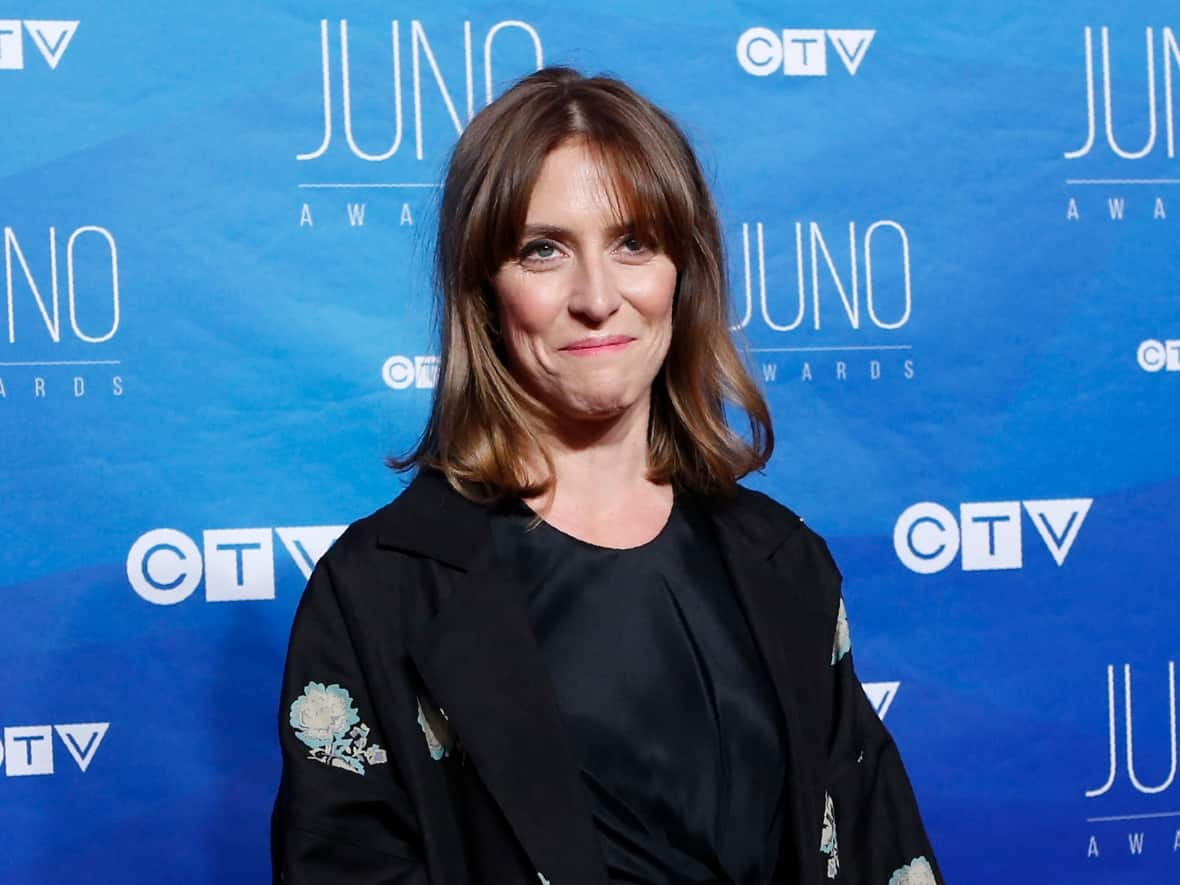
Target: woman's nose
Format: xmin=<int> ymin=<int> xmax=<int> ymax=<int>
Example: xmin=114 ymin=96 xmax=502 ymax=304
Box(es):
xmin=567 ymin=254 xmax=623 ymax=323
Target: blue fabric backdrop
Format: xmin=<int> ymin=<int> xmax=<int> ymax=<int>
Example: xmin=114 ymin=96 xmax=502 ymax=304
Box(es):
xmin=2 ymin=1 xmax=1177 ymax=882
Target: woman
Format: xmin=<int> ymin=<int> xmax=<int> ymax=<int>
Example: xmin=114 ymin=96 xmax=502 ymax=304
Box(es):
xmin=272 ymin=67 xmax=942 ymax=885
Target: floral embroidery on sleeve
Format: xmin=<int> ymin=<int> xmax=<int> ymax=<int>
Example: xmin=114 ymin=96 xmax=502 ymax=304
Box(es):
xmin=288 ymin=681 xmax=388 ymax=775
xmin=831 ymin=598 xmax=851 ymax=665
xmin=888 ymin=856 xmax=936 ymax=885
xmin=820 ymin=791 xmax=840 ymax=878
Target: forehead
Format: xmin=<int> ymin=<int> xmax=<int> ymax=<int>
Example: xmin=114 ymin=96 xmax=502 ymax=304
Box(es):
xmin=524 ymin=141 xmax=629 ymax=225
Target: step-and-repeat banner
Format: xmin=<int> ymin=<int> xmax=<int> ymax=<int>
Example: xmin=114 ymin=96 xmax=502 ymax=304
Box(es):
xmin=2 ymin=1 xmax=1177 ymax=882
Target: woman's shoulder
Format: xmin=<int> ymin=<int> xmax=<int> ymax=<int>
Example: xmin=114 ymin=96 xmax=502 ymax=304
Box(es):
xmin=724 ymin=482 xmax=806 ymax=526
xmin=317 ymin=502 xmax=399 ymax=571
xmin=293 ymin=477 xmax=471 ymax=648
xmin=706 ymin=482 xmax=815 ymax=545
xmin=713 ymin=482 xmax=844 ymax=594
xmin=316 ymin=468 xmax=483 ymax=580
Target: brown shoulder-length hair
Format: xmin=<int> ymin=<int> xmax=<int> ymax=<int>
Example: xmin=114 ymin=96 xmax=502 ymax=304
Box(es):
xmin=390 ymin=66 xmax=773 ymax=500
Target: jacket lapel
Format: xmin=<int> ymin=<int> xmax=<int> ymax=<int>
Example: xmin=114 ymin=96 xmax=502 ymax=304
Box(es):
xmin=387 ymin=471 xmax=609 ymax=884
xmin=704 ymin=493 xmax=831 ymax=884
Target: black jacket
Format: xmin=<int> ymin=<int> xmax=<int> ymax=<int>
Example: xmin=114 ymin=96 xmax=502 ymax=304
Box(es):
xmin=272 ymin=469 xmax=943 ymax=884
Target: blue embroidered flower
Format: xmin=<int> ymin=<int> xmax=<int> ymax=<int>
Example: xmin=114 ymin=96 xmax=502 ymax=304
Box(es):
xmin=290 ymin=682 xmax=359 ymax=748
xmin=288 ymin=681 xmax=387 ymax=775
xmin=831 ymin=598 xmax=851 ymax=665
xmin=820 ymin=791 xmax=840 ymax=878
xmin=888 ymin=856 xmax=935 ymax=885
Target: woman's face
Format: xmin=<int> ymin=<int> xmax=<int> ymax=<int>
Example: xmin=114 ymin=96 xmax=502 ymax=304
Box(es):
xmin=491 ymin=141 xmax=677 ymax=427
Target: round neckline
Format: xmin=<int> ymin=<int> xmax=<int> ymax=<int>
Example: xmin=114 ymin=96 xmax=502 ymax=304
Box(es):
xmin=517 ymin=489 xmax=680 ymax=553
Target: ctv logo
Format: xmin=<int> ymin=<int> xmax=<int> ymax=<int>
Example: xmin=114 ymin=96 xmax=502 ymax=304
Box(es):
xmin=863 ymin=681 xmax=900 ymax=720
xmin=894 ymin=498 xmax=1093 ymax=574
xmin=736 ymin=28 xmax=875 ymax=77
xmin=383 ymin=354 xmax=439 ymax=390
xmin=127 ymin=526 xmax=345 ymax=605
xmin=1138 ymin=339 xmax=1180 ymax=372
xmin=0 ymin=723 xmax=108 ymax=776
xmin=0 ymin=20 xmax=78 ymax=70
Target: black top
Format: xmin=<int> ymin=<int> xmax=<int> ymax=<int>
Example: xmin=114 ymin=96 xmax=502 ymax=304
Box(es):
xmin=489 ymin=491 xmax=788 ymax=884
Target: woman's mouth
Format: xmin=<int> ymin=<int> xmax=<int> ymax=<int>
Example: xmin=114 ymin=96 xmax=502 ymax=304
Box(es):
xmin=560 ymin=335 xmax=634 ymax=354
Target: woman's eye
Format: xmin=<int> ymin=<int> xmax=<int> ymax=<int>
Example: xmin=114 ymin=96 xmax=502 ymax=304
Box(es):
xmin=619 ymin=236 xmax=651 ymax=256
xmin=520 ymin=240 xmax=558 ymax=261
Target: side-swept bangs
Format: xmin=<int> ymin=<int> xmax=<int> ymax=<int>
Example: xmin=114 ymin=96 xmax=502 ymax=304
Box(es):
xmin=457 ymin=80 xmax=699 ymax=290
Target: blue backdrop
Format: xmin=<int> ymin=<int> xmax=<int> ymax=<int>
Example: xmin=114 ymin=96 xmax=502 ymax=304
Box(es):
xmin=2 ymin=1 xmax=1178 ymax=882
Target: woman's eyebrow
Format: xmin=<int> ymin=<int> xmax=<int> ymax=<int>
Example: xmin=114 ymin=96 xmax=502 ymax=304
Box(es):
xmin=520 ymin=223 xmax=571 ymax=240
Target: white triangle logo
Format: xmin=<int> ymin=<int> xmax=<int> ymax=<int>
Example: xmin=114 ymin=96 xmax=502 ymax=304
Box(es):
xmin=1023 ymin=498 xmax=1092 ymax=566
xmin=24 ymin=21 xmax=78 ymax=70
xmin=827 ymin=29 xmax=875 ymax=75
xmin=276 ymin=526 xmax=347 ymax=579
xmin=54 ymin=722 xmax=109 ymax=772
xmin=862 ymin=681 xmax=900 ymax=720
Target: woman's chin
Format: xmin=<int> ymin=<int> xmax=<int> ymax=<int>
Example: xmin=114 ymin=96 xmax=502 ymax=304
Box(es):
xmin=555 ymin=394 xmax=638 ymax=425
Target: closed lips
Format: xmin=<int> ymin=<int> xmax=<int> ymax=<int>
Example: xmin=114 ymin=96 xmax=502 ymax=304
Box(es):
xmin=562 ymin=336 xmax=634 ymax=350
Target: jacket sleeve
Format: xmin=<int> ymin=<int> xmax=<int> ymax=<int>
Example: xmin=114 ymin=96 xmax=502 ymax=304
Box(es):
xmin=272 ymin=554 xmax=428 ymax=884
xmin=818 ymin=538 xmax=945 ymax=885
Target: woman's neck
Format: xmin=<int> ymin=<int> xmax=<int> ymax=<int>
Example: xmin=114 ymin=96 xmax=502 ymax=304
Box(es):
xmin=521 ymin=396 xmax=674 ymax=547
